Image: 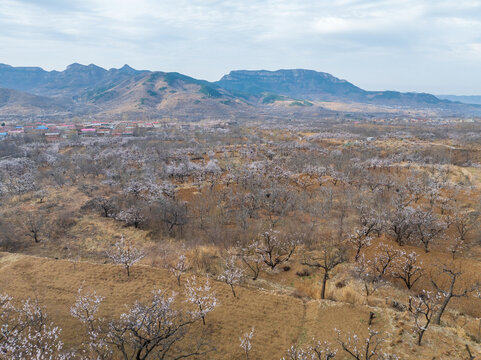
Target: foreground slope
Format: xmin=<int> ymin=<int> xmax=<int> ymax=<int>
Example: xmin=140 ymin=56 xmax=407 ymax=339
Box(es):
xmin=0 ymin=252 xmax=479 ymax=359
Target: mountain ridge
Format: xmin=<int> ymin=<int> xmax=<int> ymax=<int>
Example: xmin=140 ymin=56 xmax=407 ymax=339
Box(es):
xmin=0 ymin=63 xmax=480 ymax=119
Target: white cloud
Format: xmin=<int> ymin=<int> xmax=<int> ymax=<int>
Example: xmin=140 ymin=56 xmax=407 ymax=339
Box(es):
xmin=1 ymin=0 xmax=481 ymax=93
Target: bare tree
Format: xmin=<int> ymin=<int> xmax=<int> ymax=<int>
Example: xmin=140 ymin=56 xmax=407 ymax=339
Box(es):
xmin=430 ymin=265 xmax=480 ymax=325
xmin=391 ymin=251 xmax=424 ymax=290
xmin=409 ymin=290 xmax=443 ymax=346
xmin=336 ymin=328 xmax=394 ymax=360
xmin=348 ymin=229 xmax=372 ymax=262
xmin=450 ymin=209 xmax=476 ymax=242
xmin=253 ymin=229 xmax=297 ymax=270
xmin=412 ymin=209 xmax=445 ymax=253
xmin=386 ymin=203 xmax=416 ymax=246
xmin=260 ymin=186 xmax=297 ymax=228
xmin=302 ymin=237 xmax=347 ymax=299
xmin=239 ymin=327 xmax=254 ymax=360
xmin=236 ymin=242 xmax=263 ymax=281
xmin=218 ymin=255 xmax=244 ymax=297
xmin=169 ymin=254 xmax=189 ymax=286
xmin=282 ymin=340 xmax=337 ymax=360
xmin=92 ymin=197 xmax=117 ymax=218
xmin=353 ymin=255 xmax=386 ymax=298
xmin=158 ymin=197 xmax=188 ymax=235
xmin=71 ymin=288 xmax=212 ymax=359
xmin=0 ymin=294 xmax=70 ymax=359
xmin=106 ymin=235 xmax=145 ymax=277
xmin=24 ymin=212 xmax=45 ymax=243
xmin=448 ymin=237 xmax=465 ymax=260
xmin=116 ymin=206 xmax=145 ymax=228
xmin=371 ymin=243 xmax=403 ymax=279
xmin=185 ymin=277 xmax=217 ymax=325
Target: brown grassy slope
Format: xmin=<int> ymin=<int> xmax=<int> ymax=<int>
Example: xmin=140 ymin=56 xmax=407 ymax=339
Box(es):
xmin=0 ymin=253 xmax=480 ymax=359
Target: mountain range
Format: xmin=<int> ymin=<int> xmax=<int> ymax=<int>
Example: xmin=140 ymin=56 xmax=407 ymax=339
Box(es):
xmin=0 ymin=63 xmax=479 ymax=120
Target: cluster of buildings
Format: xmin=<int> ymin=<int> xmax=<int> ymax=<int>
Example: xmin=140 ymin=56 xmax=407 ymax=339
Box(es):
xmin=0 ymin=121 xmax=172 ymax=141
xmin=0 ymin=118 xmax=238 ymax=141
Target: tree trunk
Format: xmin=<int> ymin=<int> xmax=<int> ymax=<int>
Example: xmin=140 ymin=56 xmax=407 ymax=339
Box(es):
xmin=321 ymin=271 xmax=328 ymax=299
xmin=434 ymin=295 xmax=451 ymax=325
xmin=423 ymin=241 xmax=430 ymax=253
xmin=417 ymin=330 xmax=424 ymax=346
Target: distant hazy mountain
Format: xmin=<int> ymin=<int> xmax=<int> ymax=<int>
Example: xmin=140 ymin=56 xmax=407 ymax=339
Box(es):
xmin=0 ymin=63 xmax=480 ymax=119
xmin=437 ymin=95 xmax=481 ymax=105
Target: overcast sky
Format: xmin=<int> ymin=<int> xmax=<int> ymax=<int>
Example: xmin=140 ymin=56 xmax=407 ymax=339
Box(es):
xmin=1 ymin=0 xmax=481 ymax=94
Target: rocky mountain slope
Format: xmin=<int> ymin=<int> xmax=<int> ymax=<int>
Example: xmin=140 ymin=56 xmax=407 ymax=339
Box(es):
xmin=216 ymin=69 xmax=466 ymax=108
xmin=0 ymin=63 xmax=480 ymax=119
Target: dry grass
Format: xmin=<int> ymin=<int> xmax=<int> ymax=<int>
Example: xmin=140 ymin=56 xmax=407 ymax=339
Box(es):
xmin=0 ymin=252 xmax=480 ymax=359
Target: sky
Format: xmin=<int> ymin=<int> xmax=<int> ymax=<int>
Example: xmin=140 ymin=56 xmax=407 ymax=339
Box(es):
xmin=1 ymin=0 xmax=481 ymax=94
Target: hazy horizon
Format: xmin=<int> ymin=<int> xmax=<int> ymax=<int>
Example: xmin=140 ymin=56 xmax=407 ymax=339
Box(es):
xmin=1 ymin=0 xmax=481 ymax=95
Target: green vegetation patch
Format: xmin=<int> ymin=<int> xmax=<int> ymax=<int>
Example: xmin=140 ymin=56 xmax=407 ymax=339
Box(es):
xmin=289 ymin=100 xmax=313 ymax=107
xmin=262 ymin=93 xmax=286 ymax=104
xmin=199 ymin=85 xmax=222 ymax=98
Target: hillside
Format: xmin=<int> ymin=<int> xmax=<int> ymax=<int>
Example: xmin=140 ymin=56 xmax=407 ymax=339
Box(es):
xmin=1 ymin=122 xmax=481 ymax=359
xmin=81 ymin=71 xmax=252 ymax=120
xmin=0 ymin=88 xmax=74 ymax=115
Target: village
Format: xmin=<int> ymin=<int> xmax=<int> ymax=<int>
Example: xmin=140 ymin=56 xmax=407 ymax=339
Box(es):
xmin=0 ymin=119 xmax=239 ymax=141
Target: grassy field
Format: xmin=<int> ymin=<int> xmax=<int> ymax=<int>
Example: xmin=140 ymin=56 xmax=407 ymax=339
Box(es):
xmin=0 ymin=252 xmax=479 ymax=359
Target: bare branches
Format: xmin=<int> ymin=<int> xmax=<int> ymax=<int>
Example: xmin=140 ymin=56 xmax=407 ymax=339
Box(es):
xmin=239 ymin=327 xmax=254 ymax=360
xmin=24 ymin=212 xmax=45 ymax=243
xmin=386 ymin=204 xmax=416 ymax=247
xmin=71 ymin=288 xmax=213 ymax=360
xmin=0 ymin=294 xmax=69 ymax=359
xmin=430 ymin=265 xmax=480 ymax=325
xmin=412 ymin=209 xmax=445 ymax=253
xmin=70 ymin=288 xmax=109 ymax=359
xmin=282 ymin=340 xmax=337 ymax=360
xmin=116 ymin=206 xmax=145 ymax=228
xmin=336 ymin=328 xmax=394 ymax=360
xmin=185 ymin=277 xmax=217 ymax=326
xmin=409 ymin=290 xmax=443 ymax=346
xmin=236 ymin=242 xmax=263 ymax=281
xmin=218 ymin=255 xmax=244 ymax=298
xmin=106 ymin=235 xmax=145 ymax=277
xmin=391 ymin=251 xmax=424 ymax=290
xmin=352 ymin=255 xmax=386 ymax=298
xmin=348 ymin=230 xmax=372 ymax=262
xmin=302 ymin=237 xmax=347 ymax=299
xmin=253 ymin=229 xmax=297 ymax=270
xmin=169 ymin=254 xmax=189 ymax=286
